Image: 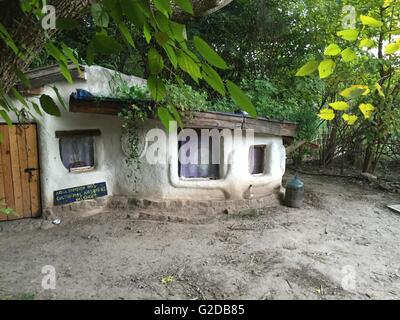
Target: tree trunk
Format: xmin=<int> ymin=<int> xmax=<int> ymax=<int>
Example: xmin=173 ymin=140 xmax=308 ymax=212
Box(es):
xmin=0 ymin=0 xmax=91 ymax=93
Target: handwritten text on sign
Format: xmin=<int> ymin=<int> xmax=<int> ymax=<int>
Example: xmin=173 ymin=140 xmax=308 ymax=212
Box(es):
xmin=54 ymin=182 xmax=108 ymax=206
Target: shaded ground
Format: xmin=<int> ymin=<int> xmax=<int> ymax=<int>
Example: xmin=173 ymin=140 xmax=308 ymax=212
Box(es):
xmin=1 ymin=172 xmax=400 ymax=300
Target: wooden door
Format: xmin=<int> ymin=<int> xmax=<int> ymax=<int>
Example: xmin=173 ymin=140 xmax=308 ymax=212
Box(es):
xmin=0 ymin=124 xmax=41 ymax=221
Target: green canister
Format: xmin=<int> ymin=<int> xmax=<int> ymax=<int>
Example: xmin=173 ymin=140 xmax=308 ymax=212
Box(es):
xmin=284 ymin=175 xmax=304 ymax=208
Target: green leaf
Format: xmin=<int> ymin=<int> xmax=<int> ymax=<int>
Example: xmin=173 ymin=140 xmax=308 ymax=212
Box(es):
xmin=148 ymin=48 xmax=164 ymax=75
xmin=45 ymin=41 xmax=67 ymax=64
xmin=157 ymin=106 xmax=174 ymax=131
xmin=169 ymin=21 xmax=186 ymax=42
xmin=59 ymin=61 xmax=73 ymax=84
xmin=324 ymin=44 xmax=341 ymax=56
xmin=201 ymin=64 xmax=226 ymax=95
xmin=153 ymin=11 xmax=171 ymax=33
xmin=31 ymin=101 xmax=42 ymax=116
xmin=168 ymin=104 xmax=184 ymax=129
xmin=318 ymin=59 xmax=336 ymax=79
xmin=337 ymin=29 xmax=359 ymax=41
xmin=163 ymin=44 xmax=177 ymax=69
xmin=155 ymin=32 xmax=169 ymax=46
xmin=92 ymin=34 xmax=123 ymax=54
xmin=61 ymin=43 xmax=80 ymax=68
xmin=143 ymin=22 xmax=152 ymax=44
xmin=329 ymin=101 xmax=349 ymax=111
xmin=193 ymin=36 xmax=228 ymax=70
xmin=226 ymin=80 xmax=256 ymax=117
xmin=52 ymin=86 xmax=68 ymax=110
xmin=175 ymin=0 xmax=193 ymax=14
xmin=177 ymin=50 xmax=202 ymax=83
xmin=121 ymin=0 xmax=145 ymax=27
xmin=384 ymin=42 xmax=399 ymax=55
xmin=39 ymin=95 xmax=61 ymax=117
xmin=359 ymin=38 xmax=375 ymax=49
xmin=91 ymin=3 xmax=109 ymax=28
xmin=0 ymin=110 xmax=12 ymax=127
xmin=360 ymin=15 xmax=383 ymax=28
xmin=153 ymin=0 xmax=172 ymax=17
xmin=147 ymin=76 xmax=166 ymax=101
xmin=11 ymin=87 xmax=28 ymax=107
xmin=341 ymin=48 xmax=357 ymax=62
xmin=295 ymin=60 xmax=319 ymax=77
xmin=340 ymin=85 xmax=370 ymax=98
xmin=118 ymin=22 xmax=135 ymax=48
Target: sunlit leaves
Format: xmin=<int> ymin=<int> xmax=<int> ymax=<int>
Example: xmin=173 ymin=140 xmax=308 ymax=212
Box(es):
xmin=295 ymin=60 xmax=319 ymax=77
xmin=226 ymin=81 xmax=256 ymax=117
xmin=360 ymin=15 xmax=383 ymax=28
xmin=341 ymin=48 xmax=357 ymax=62
xmin=342 ymin=114 xmax=358 ymax=125
xmin=318 ymin=59 xmax=336 ymax=79
xmin=324 ymin=44 xmax=341 ymax=56
xmin=329 ymin=101 xmax=349 ymax=111
xmin=318 ymin=109 xmax=335 ymax=121
xmin=340 ymin=85 xmax=370 ymax=98
xmin=359 ymin=103 xmax=375 ymax=119
xmin=193 ymin=36 xmax=228 ymax=70
xmin=359 ymin=39 xmax=375 ymax=49
xmin=337 ymin=29 xmax=359 ymax=41
xmin=384 ymin=42 xmax=400 ymax=55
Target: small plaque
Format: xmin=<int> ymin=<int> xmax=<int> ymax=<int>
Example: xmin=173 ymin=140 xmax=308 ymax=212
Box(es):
xmin=54 ymin=182 xmax=108 ymax=206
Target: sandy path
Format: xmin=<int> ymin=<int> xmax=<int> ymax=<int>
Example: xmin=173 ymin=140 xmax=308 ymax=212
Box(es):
xmin=1 ymin=174 xmax=400 ymax=300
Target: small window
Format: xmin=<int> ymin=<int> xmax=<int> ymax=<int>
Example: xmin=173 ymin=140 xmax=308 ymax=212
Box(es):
xmin=178 ymin=129 xmax=220 ymax=179
xmin=249 ymin=145 xmax=265 ymax=175
xmin=59 ymin=135 xmax=95 ymax=172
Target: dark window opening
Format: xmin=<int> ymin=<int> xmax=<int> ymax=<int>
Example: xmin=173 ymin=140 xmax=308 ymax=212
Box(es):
xmin=249 ymin=145 xmax=265 ymax=175
xmin=178 ymin=129 xmax=220 ymax=179
xmin=59 ymin=135 xmax=95 ymax=172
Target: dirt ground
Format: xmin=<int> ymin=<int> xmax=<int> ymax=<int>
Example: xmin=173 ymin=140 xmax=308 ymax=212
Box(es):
xmin=1 ymin=171 xmax=400 ymax=300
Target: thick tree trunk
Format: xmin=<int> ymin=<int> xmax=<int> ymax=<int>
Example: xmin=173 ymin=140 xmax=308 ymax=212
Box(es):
xmin=0 ymin=0 xmax=91 ymax=93
xmin=0 ymin=0 xmax=233 ymax=94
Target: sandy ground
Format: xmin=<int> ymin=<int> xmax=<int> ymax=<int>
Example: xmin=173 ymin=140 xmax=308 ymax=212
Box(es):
xmin=1 ymin=172 xmax=400 ymax=300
